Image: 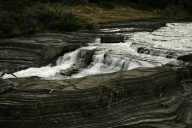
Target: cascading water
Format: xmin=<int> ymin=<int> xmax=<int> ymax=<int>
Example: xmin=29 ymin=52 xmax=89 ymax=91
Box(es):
xmin=3 ymin=49 xmax=80 ymax=79
xmin=3 ymin=23 xmax=192 ymax=79
xmin=72 ymin=42 xmax=175 ymax=78
xmin=131 ymin=23 xmax=192 ymax=51
xmin=2 ymin=44 xmax=174 ymax=79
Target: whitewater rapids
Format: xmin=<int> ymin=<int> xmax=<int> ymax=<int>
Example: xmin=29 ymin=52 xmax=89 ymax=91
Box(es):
xmin=3 ymin=23 xmax=192 ymax=79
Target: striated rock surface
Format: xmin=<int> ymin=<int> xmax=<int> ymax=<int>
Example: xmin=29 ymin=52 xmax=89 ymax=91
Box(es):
xmin=0 ymin=33 xmax=95 ymax=73
xmin=0 ymin=79 xmax=15 ymax=94
xmin=0 ymin=66 xmax=192 ymax=128
xmin=0 ymin=22 xmax=192 ymax=128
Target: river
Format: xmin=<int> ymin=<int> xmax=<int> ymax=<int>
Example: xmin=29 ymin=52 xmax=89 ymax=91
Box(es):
xmin=3 ymin=22 xmax=192 ymax=79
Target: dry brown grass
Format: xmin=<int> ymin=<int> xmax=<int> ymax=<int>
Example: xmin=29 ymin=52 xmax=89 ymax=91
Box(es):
xmin=72 ymin=4 xmax=161 ymax=25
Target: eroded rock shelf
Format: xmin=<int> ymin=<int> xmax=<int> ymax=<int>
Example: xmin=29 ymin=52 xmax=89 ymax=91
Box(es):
xmin=0 ymin=22 xmax=192 ymax=128
xmin=0 ymin=33 xmax=94 ymax=74
xmin=0 ymin=65 xmax=192 ymax=128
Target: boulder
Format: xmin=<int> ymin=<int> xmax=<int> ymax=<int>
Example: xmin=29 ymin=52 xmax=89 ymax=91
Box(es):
xmin=75 ymin=48 xmax=95 ymax=68
xmin=60 ymin=66 xmax=79 ymax=76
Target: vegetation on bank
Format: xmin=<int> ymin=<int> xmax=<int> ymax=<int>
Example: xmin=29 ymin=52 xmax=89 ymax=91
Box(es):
xmin=0 ymin=2 xmax=89 ymax=38
xmin=0 ymin=0 xmax=191 ymax=38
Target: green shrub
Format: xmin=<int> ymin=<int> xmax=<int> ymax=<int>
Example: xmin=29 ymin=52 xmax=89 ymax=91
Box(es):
xmin=0 ymin=3 xmax=87 ymax=38
xmin=24 ymin=4 xmax=84 ymax=31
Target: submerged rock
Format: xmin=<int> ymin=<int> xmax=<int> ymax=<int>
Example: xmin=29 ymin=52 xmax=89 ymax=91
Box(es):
xmin=60 ymin=65 xmax=79 ymax=76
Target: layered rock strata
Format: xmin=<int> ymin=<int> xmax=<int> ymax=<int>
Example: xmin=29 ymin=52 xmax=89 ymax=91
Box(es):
xmin=0 ymin=33 xmax=94 ymax=73
xmin=0 ymin=66 xmax=191 ymax=128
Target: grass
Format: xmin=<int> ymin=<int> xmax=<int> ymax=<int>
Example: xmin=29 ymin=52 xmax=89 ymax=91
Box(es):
xmin=0 ymin=2 xmax=191 ymax=38
xmin=71 ymin=4 xmax=191 ymax=26
xmin=72 ymin=4 xmax=160 ymax=24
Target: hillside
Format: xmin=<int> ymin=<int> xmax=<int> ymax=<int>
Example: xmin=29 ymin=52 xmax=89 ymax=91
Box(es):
xmin=0 ymin=0 xmax=191 ymax=38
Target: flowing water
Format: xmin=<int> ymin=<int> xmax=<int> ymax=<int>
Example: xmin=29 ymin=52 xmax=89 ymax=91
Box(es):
xmin=3 ymin=23 xmax=192 ymax=79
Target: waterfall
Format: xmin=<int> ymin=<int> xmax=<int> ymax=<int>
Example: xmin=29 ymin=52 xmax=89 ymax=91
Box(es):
xmin=2 ymin=44 xmax=174 ymax=79
xmin=3 ymin=23 xmax=192 ymax=80
xmin=3 ymin=48 xmax=80 ymax=79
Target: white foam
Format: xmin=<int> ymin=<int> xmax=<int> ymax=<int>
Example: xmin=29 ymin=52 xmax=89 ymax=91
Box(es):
xmin=3 ymin=23 xmax=192 ymax=79
xmin=3 ymin=48 xmax=79 ymax=79
xmin=130 ymin=23 xmax=192 ymax=51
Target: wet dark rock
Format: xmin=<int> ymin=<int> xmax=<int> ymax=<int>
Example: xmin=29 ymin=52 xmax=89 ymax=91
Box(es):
xmin=60 ymin=66 xmax=79 ymax=76
xmin=0 ymin=79 xmax=15 ymax=94
xmin=59 ymin=48 xmax=95 ymax=76
xmin=76 ymin=48 xmax=95 ymax=68
xmin=178 ymin=54 xmax=192 ymax=63
xmin=0 ymin=66 xmax=191 ymax=128
xmin=0 ymin=33 xmax=95 ymax=73
xmin=137 ymin=47 xmax=151 ymax=54
xmin=134 ymin=45 xmax=187 ymax=59
xmin=101 ymin=21 xmax=166 ymax=32
xmin=101 ymin=35 xmax=125 ymax=43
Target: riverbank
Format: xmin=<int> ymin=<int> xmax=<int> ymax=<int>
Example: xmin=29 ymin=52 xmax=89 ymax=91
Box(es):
xmin=0 ymin=2 xmax=192 ymax=38
xmin=72 ymin=4 xmax=191 ymax=25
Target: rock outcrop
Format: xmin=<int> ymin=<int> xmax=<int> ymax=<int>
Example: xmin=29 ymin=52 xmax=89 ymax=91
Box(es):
xmin=0 ymin=33 xmax=95 ymax=74
xmin=59 ymin=47 xmax=95 ymax=76
xmin=0 ymin=79 xmax=15 ymax=94
xmin=0 ymin=66 xmax=191 ymax=128
xmin=0 ymin=22 xmax=192 ymax=128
